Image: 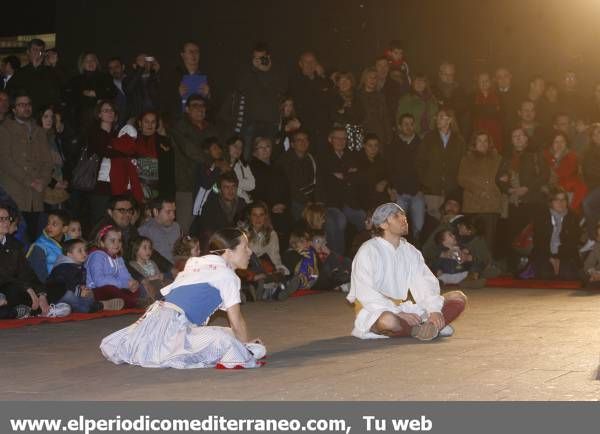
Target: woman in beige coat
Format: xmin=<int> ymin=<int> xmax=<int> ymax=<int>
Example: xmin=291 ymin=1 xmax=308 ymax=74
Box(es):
xmin=457 ymin=131 xmax=503 ymax=253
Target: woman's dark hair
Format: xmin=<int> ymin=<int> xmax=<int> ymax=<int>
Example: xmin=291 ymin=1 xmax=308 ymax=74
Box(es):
xmin=225 ymin=135 xmax=246 ymax=165
xmin=469 ymin=130 xmax=494 ymax=151
xmin=550 ymin=131 xmax=570 ymax=147
xmin=128 ymin=236 xmax=153 ymax=261
xmin=247 ymin=201 xmax=273 ymax=246
xmin=36 ymin=104 xmax=56 ymax=128
xmin=94 ymin=99 xmax=118 ymax=127
xmin=208 ymin=228 xmax=246 ymax=255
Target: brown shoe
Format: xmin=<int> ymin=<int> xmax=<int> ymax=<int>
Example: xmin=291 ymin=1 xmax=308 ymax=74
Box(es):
xmin=100 ymin=298 xmax=125 ymax=311
xmin=411 ymin=322 xmax=439 ymax=341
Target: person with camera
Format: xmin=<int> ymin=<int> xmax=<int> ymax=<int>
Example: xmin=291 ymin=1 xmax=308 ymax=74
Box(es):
xmin=237 ymin=42 xmax=288 ymax=160
xmin=125 ymin=54 xmax=161 ymax=121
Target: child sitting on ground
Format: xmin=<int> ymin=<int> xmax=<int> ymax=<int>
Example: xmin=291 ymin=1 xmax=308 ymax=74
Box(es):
xmin=454 ymin=215 xmax=499 ymax=279
xmin=27 ymin=209 xmax=70 ymax=282
xmin=172 ymin=235 xmax=201 ymax=277
xmin=85 ymin=225 xmax=147 ymax=308
xmin=128 ymin=236 xmax=171 ymax=300
xmin=583 ymin=224 xmax=600 ymax=288
xmin=66 ymin=219 xmax=83 ymax=241
xmin=432 ymin=229 xmax=477 ymax=287
xmin=46 ymin=239 xmax=124 ymax=312
xmin=311 ymin=230 xmax=351 ymax=292
xmin=283 ymin=228 xmax=319 ymax=291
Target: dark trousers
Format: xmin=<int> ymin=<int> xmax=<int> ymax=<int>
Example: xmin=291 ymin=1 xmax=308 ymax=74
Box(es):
xmin=533 ymin=257 xmax=581 ymax=280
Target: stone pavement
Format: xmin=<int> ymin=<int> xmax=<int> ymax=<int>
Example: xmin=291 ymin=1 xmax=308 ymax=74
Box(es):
xmin=2 ymin=288 xmax=600 ymax=401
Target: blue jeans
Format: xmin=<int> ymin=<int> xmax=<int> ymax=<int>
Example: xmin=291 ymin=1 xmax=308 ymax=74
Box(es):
xmin=58 ymin=290 xmax=97 ymax=313
xmin=326 ymin=207 xmax=366 ymax=254
xmin=583 ymin=186 xmax=600 ymax=239
xmin=396 ymin=193 xmax=426 ymax=237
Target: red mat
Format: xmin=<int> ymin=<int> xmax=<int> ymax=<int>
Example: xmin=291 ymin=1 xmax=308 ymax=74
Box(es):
xmin=486 ymin=277 xmax=582 ymax=289
xmin=0 ymin=308 xmax=145 ymax=330
xmin=290 ymin=288 xmax=322 ymax=297
xmin=0 ymin=289 xmax=323 ymax=330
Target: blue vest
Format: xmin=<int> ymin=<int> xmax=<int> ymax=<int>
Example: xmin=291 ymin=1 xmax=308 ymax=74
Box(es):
xmin=32 ymin=232 xmax=63 ymax=274
xmin=165 ymin=283 xmax=223 ymax=326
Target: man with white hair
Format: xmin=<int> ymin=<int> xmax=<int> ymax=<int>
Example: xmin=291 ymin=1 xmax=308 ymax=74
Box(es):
xmin=347 ymin=203 xmax=467 ymax=340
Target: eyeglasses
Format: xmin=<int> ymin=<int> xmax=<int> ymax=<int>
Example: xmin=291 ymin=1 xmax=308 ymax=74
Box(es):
xmin=113 ymin=208 xmax=134 ymax=214
xmin=0 ymin=216 xmax=13 ymax=222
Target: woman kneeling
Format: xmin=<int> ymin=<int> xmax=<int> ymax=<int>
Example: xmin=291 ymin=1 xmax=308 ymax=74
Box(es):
xmin=100 ymin=228 xmax=265 ymax=369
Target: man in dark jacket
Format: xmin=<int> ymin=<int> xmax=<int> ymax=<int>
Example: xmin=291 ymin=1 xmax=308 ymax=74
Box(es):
xmin=288 ymin=51 xmax=330 ymax=148
xmin=237 ymin=42 xmax=288 ymax=160
xmin=416 ymin=110 xmax=466 ymax=220
xmin=276 ymin=130 xmax=317 ymax=220
xmin=388 ymin=113 xmax=426 ymax=241
xmin=531 ymin=187 xmax=581 ymax=280
xmin=430 ymin=62 xmax=468 ymax=134
xmin=190 ymin=172 xmax=247 ymax=250
xmin=317 ymin=127 xmax=366 ymax=254
xmin=5 ymin=39 xmax=60 ymax=113
xmin=169 ymin=94 xmax=218 ymax=232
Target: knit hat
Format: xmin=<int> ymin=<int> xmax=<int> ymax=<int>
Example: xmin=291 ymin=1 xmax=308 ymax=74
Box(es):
xmin=372 ymin=203 xmax=405 ymax=228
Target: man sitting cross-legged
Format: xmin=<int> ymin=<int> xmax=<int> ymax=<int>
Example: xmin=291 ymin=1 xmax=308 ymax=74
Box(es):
xmin=347 ymin=202 xmax=467 ymax=340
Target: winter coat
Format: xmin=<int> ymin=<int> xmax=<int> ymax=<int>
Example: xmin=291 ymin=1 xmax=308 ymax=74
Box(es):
xmin=85 ymin=249 xmax=133 ymax=289
xmin=396 ymin=92 xmax=438 ymax=138
xmin=169 ymin=117 xmax=218 ymax=193
xmin=0 ymin=235 xmax=42 ymax=293
xmin=249 ymin=157 xmax=290 ymax=208
xmin=416 ymin=130 xmax=466 ymax=196
xmin=582 ymin=145 xmax=600 ymax=191
xmin=531 ymin=208 xmax=580 ymax=262
xmin=357 ymin=90 xmax=393 ymax=145
xmin=496 ymin=151 xmax=550 ymax=205
xmin=316 ymin=149 xmax=361 ymax=209
xmin=0 ymin=119 xmax=53 ymax=212
xmin=276 ymin=149 xmax=317 ymax=205
xmin=543 ymin=149 xmax=588 ymax=211
xmin=458 ymin=149 xmax=503 ymax=214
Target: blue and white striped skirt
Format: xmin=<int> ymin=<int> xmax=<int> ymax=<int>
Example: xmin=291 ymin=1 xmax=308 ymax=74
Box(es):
xmin=100 ymin=302 xmax=263 ymax=369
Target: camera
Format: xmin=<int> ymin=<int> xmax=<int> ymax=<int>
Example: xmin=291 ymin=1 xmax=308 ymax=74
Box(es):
xmin=259 ymin=55 xmax=270 ymax=66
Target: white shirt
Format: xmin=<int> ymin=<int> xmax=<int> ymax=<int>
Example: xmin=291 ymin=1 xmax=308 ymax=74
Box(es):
xmin=347 ymin=237 xmax=444 ymax=339
xmin=161 ymin=255 xmax=241 ymax=310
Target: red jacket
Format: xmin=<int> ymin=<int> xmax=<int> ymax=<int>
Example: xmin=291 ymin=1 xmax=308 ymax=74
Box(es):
xmin=543 ymin=149 xmax=587 ymax=211
xmin=109 ymin=135 xmax=144 ymax=203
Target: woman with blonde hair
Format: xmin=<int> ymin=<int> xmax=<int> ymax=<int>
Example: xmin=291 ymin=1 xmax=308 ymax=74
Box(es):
xmin=65 ymin=51 xmax=116 ymax=132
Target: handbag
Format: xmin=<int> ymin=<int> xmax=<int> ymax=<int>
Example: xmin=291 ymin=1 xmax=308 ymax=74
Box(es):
xmin=43 ymin=187 xmax=70 ymax=205
xmin=71 ymin=146 xmax=100 ymax=191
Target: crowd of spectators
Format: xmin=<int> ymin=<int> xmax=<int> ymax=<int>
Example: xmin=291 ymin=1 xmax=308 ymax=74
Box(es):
xmin=2 ymin=36 xmax=600 ymax=320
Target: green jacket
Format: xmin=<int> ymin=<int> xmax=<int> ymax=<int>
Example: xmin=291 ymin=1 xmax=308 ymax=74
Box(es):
xmin=396 ymin=92 xmax=438 ymax=137
xmin=169 ymin=117 xmax=218 ymax=192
